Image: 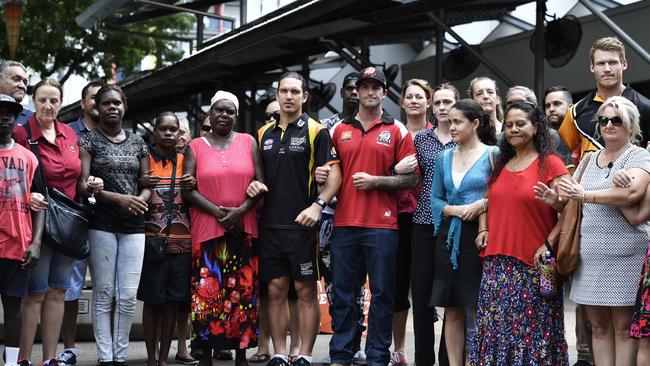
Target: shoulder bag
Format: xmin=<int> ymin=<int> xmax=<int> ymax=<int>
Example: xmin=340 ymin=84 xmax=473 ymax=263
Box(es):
xmin=548 ymin=152 xmax=593 ymax=276
xmin=24 ymin=123 xmax=90 ymax=259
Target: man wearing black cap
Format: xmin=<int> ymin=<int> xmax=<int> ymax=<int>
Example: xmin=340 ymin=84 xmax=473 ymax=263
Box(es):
xmin=0 ymin=94 xmax=43 ymax=366
xmin=328 ymin=67 xmax=419 ymax=366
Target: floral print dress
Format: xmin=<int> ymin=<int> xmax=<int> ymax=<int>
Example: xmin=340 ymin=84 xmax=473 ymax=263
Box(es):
xmin=631 ymin=241 xmax=650 ymax=338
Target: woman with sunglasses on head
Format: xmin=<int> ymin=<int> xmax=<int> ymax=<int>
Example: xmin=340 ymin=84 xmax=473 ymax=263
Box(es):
xmin=429 ymin=99 xmax=496 ymax=366
xmin=469 ymin=102 xmax=570 ymax=365
xmin=554 ymin=96 xmax=650 ymax=366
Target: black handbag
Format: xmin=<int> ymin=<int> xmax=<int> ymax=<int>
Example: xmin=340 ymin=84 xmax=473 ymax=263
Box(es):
xmin=144 ymin=158 xmax=177 ymax=262
xmin=24 ymin=123 xmax=90 ymax=259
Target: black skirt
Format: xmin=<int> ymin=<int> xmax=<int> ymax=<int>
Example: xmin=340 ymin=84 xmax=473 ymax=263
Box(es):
xmin=429 ymin=217 xmax=482 ymax=308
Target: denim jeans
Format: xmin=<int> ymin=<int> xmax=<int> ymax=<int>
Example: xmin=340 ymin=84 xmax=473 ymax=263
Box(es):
xmin=88 ymin=229 xmax=145 ymax=362
xmin=329 ymin=227 xmax=398 ymax=366
xmin=26 ymin=242 xmax=76 ymax=294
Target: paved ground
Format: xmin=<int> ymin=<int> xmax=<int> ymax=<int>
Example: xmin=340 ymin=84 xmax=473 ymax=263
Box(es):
xmin=14 ymin=298 xmax=580 ymax=366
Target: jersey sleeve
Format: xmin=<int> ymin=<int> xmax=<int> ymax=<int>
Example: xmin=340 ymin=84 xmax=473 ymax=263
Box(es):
xmin=558 ymin=105 xmax=581 ymax=152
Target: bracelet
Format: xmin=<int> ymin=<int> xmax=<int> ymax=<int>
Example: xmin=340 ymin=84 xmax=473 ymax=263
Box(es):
xmin=478 ymin=229 xmax=488 ymax=234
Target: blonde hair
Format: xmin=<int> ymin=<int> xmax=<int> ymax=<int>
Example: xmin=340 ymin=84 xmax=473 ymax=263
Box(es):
xmin=399 ymin=78 xmax=433 ymax=106
xmin=596 ymin=96 xmax=641 ymax=144
xmin=590 ymin=36 xmax=626 ymax=64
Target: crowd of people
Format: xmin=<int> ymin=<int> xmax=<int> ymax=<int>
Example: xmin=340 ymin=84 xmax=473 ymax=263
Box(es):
xmin=1 ymin=35 xmax=650 ymax=366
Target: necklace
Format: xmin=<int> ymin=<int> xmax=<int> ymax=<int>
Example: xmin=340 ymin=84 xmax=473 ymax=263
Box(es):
xmin=98 ymin=127 xmax=125 ymax=143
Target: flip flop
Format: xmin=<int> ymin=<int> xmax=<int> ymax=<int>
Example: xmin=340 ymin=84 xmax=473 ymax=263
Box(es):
xmin=174 ymin=355 xmax=199 ymax=365
xmin=248 ymin=354 xmax=271 ymax=363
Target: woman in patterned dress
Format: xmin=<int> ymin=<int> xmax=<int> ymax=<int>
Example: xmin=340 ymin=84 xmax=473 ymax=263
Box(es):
xmin=470 ymin=102 xmax=570 ymax=365
xmin=559 ymin=96 xmax=650 ymax=366
xmin=183 ymin=91 xmax=264 ymax=366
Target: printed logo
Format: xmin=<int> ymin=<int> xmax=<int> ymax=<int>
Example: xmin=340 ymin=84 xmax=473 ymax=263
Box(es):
xmin=330 ymin=147 xmax=337 ymax=158
xmin=296 ymin=119 xmax=305 ymax=127
xmin=341 ymin=131 xmax=352 ymax=142
xmin=300 ymin=262 xmax=314 ymax=276
xmin=69 ymin=144 xmax=76 ymax=152
xmin=384 ymin=210 xmax=392 ymax=217
xmin=377 ymin=130 xmax=391 ymax=146
xmin=264 ymin=138 xmax=273 ymax=146
xmin=290 ymin=137 xmax=306 ymax=146
xmin=362 ymin=67 xmax=377 ymax=78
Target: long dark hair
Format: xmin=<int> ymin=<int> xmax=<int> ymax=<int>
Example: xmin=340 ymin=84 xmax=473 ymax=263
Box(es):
xmin=94 ymin=84 xmax=128 ymax=110
xmin=488 ymin=101 xmax=554 ymax=185
xmin=450 ymin=99 xmax=497 ymax=145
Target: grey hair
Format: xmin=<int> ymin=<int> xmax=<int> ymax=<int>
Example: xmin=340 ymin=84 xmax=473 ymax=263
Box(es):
xmin=0 ymin=60 xmax=27 ymax=77
xmin=507 ymin=85 xmax=538 ymax=105
xmin=595 ymin=96 xmax=642 ymax=144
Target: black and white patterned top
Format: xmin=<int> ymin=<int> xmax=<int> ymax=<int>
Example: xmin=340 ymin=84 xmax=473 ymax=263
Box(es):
xmin=413 ymin=128 xmax=455 ymax=225
xmin=78 ymin=129 xmax=149 ymax=233
xmin=570 ymin=145 xmax=650 ymax=306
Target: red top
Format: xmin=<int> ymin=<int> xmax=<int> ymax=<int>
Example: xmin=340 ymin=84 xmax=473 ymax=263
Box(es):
xmin=331 ymin=111 xmax=417 ymax=229
xmin=189 ymin=133 xmax=258 ymax=244
xmin=484 ymin=155 xmax=568 ymax=266
xmin=0 ymin=143 xmax=38 ymax=260
xmin=396 ymin=122 xmax=433 ymax=214
xmin=13 ymin=116 xmax=81 ymax=200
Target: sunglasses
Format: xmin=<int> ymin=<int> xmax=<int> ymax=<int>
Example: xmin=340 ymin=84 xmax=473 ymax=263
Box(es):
xmin=265 ymin=111 xmax=280 ymax=121
xmin=200 ymin=125 xmax=212 ymax=132
xmin=597 ymin=116 xmax=624 ymax=127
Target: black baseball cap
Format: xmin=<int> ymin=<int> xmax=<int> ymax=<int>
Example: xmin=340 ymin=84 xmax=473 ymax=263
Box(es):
xmin=356 ymin=67 xmax=386 ymax=88
xmin=0 ymin=94 xmax=23 ymax=116
xmin=342 ymin=72 xmax=359 ymax=86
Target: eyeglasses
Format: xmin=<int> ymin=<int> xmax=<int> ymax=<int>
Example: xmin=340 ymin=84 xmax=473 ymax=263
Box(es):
xmin=200 ymin=125 xmax=212 ymax=132
xmin=597 ymin=115 xmax=624 ymax=127
xmin=265 ymin=111 xmax=279 ymax=121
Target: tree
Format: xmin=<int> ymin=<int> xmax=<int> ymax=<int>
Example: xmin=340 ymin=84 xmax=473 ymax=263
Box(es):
xmin=0 ymin=0 xmax=194 ymax=84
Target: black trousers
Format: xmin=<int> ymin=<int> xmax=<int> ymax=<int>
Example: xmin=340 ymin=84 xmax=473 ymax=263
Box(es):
xmin=410 ymin=223 xmax=448 ymax=366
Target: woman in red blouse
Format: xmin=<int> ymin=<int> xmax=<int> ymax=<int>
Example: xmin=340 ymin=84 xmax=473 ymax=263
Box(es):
xmin=469 ymin=102 xmax=570 ymax=365
xmin=13 ymin=79 xmax=102 ymax=366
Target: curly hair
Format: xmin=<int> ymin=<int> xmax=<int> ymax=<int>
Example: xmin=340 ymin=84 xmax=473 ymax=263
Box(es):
xmin=488 ymin=102 xmax=554 ymax=185
xmin=450 ymin=99 xmax=497 ymax=145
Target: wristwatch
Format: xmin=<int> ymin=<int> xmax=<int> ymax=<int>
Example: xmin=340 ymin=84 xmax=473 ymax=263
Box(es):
xmin=315 ymin=197 xmax=327 ymax=209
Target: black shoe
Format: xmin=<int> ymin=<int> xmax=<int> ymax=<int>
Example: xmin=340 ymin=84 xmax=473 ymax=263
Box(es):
xmin=114 ymin=362 xmax=128 ymax=366
xmin=98 ymin=362 xmax=113 ymax=366
xmin=267 ymin=357 xmax=290 ymax=366
xmin=291 ymin=357 xmax=312 ymax=366
xmin=572 ymin=361 xmax=593 ymax=366
xmin=213 ymin=350 xmax=233 ymax=360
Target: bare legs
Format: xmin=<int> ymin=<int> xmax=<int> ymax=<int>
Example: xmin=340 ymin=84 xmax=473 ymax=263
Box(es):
xmin=585 ymin=305 xmax=638 ymax=366
xmin=18 ymin=289 xmax=67 ymax=363
xmin=143 ymin=302 xmax=178 ymax=366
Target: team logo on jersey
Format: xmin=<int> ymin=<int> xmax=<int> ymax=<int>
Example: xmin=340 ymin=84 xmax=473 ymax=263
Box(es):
xmin=376 ymin=130 xmax=391 ymax=146
xmin=341 ymin=131 xmax=352 ymax=142
xmin=263 ymin=138 xmax=274 ymax=150
xmin=289 ymin=136 xmax=306 ymax=152
xmin=296 ymin=119 xmax=305 ymax=127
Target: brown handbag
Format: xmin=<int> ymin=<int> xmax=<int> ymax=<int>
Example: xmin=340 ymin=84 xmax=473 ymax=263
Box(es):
xmin=548 ymin=152 xmax=593 ymax=276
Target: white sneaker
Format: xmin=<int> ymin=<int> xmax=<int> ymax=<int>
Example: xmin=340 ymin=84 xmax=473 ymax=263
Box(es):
xmin=352 ymin=351 xmax=367 ymax=365
xmin=322 ymin=356 xmax=331 ymax=364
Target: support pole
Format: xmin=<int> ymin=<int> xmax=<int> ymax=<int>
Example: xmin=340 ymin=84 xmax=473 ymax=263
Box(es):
xmin=579 ymin=0 xmax=650 ymax=64
xmin=427 ymin=12 xmax=514 ymax=86
xmin=534 ymin=0 xmax=546 ymax=101
xmin=434 ymin=11 xmax=444 ymax=85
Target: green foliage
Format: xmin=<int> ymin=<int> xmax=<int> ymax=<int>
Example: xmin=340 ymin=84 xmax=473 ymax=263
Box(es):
xmin=0 ymin=0 xmax=193 ymax=84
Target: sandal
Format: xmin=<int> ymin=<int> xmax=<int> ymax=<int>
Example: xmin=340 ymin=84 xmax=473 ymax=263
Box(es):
xmin=248 ymin=354 xmax=271 ymax=363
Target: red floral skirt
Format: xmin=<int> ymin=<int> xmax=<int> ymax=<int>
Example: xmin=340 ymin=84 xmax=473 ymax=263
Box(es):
xmin=191 ymin=233 xmax=259 ymax=351
xmin=631 ymin=241 xmax=650 ymax=338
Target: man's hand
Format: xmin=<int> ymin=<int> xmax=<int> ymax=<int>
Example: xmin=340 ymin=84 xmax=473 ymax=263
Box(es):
xmin=246 ymin=180 xmax=268 ymax=198
xmin=22 ymin=241 xmax=41 ymax=269
xmin=295 ymin=203 xmax=322 ymax=227
xmin=30 ymin=192 xmax=48 ymax=212
xmin=314 ymin=166 xmax=331 ymax=184
xmin=352 ymin=172 xmax=376 ymax=190
xmin=395 ymin=154 xmax=418 ymax=174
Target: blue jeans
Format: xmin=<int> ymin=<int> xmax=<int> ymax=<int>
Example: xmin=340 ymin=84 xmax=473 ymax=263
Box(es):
xmin=329 ymin=227 xmax=398 ymax=366
xmin=88 ymin=229 xmax=145 ymax=362
xmin=26 ymin=242 xmax=76 ymax=294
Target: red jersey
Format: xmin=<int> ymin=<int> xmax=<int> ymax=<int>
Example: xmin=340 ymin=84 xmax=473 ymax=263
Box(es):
xmin=331 ymin=111 xmax=417 ymax=229
xmin=484 ymin=155 xmax=568 ymax=266
xmin=0 ymin=143 xmax=38 ymax=260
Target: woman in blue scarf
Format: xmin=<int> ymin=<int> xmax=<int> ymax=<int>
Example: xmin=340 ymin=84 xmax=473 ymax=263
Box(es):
xmin=430 ymin=99 xmax=496 ymax=366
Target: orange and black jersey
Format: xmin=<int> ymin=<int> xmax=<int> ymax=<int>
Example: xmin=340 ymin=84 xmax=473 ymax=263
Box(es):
xmin=257 ymin=113 xmax=338 ymax=229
